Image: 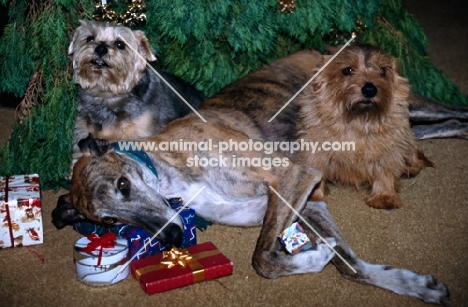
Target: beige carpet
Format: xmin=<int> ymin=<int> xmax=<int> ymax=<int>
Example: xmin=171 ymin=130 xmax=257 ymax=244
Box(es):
xmin=1 ymin=1 xmax=467 ymax=306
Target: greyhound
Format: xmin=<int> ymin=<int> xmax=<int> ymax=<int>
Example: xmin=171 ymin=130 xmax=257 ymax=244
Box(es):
xmin=51 ymin=46 xmax=461 ymax=305
xmin=53 ymin=128 xmax=449 ymax=306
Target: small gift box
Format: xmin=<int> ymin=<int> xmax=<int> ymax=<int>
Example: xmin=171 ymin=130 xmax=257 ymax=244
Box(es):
xmin=278 ymin=222 xmax=313 ymax=254
xmin=73 ymin=199 xmax=196 ymax=260
xmin=74 ymin=233 xmax=130 ymax=286
xmin=0 ymin=174 xmax=43 ymax=248
xmin=130 ymin=242 xmax=233 ymax=294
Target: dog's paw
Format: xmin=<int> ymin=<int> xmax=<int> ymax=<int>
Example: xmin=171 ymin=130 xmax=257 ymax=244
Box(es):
xmin=292 ymin=237 xmax=336 ymax=273
xmin=365 ymin=194 xmax=402 ymax=209
xmin=52 ymin=194 xmax=87 ymax=229
xmin=77 ymin=133 xmax=110 ymax=156
xmin=402 ymin=150 xmax=434 ymax=178
xmin=421 ymin=275 xmax=451 ymax=307
xmin=304 ymin=237 xmax=336 ymax=268
xmin=315 ymin=236 xmax=336 ymax=249
xmin=359 ymin=260 xmax=451 ymax=306
xmin=316 ymin=237 xmax=337 ymax=266
xmin=257 ymin=236 xmax=336 ymax=277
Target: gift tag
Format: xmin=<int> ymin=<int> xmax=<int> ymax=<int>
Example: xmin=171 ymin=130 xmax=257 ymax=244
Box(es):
xmin=278 ymin=222 xmax=313 ymax=254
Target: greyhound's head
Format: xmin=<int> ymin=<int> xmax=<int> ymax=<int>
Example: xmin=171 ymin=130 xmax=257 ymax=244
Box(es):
xmin=53 ymin=134 xmax=184 ymax=247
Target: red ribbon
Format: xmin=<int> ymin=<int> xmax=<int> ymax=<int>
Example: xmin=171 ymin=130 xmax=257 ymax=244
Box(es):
xmin=3 ymin=176 xmax=15 ymax=248
xmin=80 ymin=233 xmax=117 ymax=265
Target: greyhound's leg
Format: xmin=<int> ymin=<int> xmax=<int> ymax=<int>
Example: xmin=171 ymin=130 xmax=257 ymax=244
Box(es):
xmin=251 ymin=165 xmax=335 ymax=279
xmin=408 ymin=92 xmax=468 ymax=140
xmin=300 ymin=201 xmax=451 ymax=306
xmin=412 ymin=119 xmax=468 ymax=140
xmin=408 ymin=92 xmax=468 ymax=123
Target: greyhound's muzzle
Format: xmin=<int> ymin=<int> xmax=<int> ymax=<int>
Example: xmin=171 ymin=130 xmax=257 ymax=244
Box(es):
xmin=160 ymin=222 xmax=184 ymax=247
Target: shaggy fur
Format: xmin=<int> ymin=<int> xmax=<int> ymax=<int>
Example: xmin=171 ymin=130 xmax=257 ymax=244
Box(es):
xmin=296 ymin=45 xmax=433 ymax=209
xmin=200 ymin=45 xmax=433 ymax=209
xmin=68 ymin=20 xmax=205 ymax=159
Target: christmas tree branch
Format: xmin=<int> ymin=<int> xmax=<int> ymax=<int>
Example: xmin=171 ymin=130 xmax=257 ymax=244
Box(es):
xmin=16 ymin=65 xmax=43 ymax=122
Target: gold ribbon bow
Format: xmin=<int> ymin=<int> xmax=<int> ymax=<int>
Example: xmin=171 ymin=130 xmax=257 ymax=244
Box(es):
xmin=160 ymin=247 xmax=193 ymax=269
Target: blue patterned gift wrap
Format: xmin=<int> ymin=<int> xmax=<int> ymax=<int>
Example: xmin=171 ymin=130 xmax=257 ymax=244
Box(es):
xmin=73 ymin=199 xmax=196 ymax=260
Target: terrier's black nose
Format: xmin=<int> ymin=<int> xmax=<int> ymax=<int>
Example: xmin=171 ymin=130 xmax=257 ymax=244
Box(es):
xmin=361 ymin=82 xmax=377 ymax=98
xmin=95 ymin=44 xmax=108 ymax=57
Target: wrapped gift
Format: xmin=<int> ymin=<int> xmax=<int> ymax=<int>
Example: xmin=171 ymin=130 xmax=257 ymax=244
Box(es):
xmin=278 ymin=222 xmax=313 ymax=254
xmin=0 ymin=174 xmax=43 ymax=248
xmin=73 ymin=199 xmax=196 ymax=260
xmin=74 ymin=233 xmax=130 ymax=286
xmin=130 ymin=242 xmax=233 ymax=294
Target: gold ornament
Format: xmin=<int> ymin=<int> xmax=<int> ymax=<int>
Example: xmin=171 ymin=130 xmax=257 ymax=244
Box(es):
xmin=326 ymin=19 xmax=367 ymax=45
xmin=278 ymin=0 xmax=296 ymax=13
xmin=93 ymin=0 xmax=147 ymax=28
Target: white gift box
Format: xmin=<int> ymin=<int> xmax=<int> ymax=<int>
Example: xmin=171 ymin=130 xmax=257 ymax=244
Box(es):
xmin=0 ymin=174 xmax=43 ymax=248
xmin=74 ymin=234 xmax=130 ymax=286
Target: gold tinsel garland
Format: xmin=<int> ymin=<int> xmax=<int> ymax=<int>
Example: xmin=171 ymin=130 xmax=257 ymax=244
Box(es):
xmin=93 ymin=0 xmax=147 ymax=28
xmin=278 ymin=0 xmax=296 ymax=13
xmin=327 ymin=18 xmax=367 ymax=45
xmin=91 ymin=0 xmax=365 ymax=46
xmin=92 ymin=0 xmax=297 ymax=25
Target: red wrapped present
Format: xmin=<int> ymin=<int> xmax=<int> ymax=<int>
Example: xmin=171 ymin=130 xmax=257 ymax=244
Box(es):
xmin=130 ymin=242 xmax=233 ymax=294
xmin=0 ymin=174 xmax=43 ymax=248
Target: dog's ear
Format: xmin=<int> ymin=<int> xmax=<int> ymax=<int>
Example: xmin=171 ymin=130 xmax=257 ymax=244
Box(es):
xmin=68 ymin=31 xmax=78 ymax=56
xmin=77 ymin=133 xmax=110 ymax=156
xmin=68 ymin=20 xmax=88 ymax=56
xmin=390 ymin=56 xmax=400 ymax=73
xmin=324 ymin=45 xmax=343 ymax=55
xmin=52 ymin=194 xmax=88 ymax=229
xmin=311 ymin=55 xmax=332 ymax=91
xmin=133 ymin=30 xmax=157 ymax=62
xmin=68 ymin=39 xmax=75 ymax=56
xmin=320 ymin=55 xmax=332 ymax=64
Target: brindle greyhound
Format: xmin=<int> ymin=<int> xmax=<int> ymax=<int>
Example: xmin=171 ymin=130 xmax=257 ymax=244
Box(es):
xmin=54 ymin=125 xmax=450 ymax=306
xmin=51 ymin=47 xmax=464 ymax=306
xmin=53 ymin=128 xmax=449 ymax=306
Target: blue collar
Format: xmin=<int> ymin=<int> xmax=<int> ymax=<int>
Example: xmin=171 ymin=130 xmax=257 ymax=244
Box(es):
xmin=110 ymin=143 xmax=158 ymax=179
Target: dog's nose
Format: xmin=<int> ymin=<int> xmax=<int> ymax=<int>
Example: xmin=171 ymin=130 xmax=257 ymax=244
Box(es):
xmin=163 ymin=223 xmax=184 ymax=247
xmin=95 ymin=43 xmax=108 ymax=57
xmin=361 ymin=82 xmax=377 ymax=98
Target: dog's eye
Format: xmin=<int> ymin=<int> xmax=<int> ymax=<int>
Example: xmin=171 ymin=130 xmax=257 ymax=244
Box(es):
xmin=102 ymin=217 xmax=118 ymax=225
xmin=342 ymin=67 xmax=354 ymax=76
xmin=117 ymin=177 xmax=130 ymax=196
xmin=86 ymin=36 xmax=94 ymax=43
xmin=115 ymin=40 xmax=126 ymax=50
xmin=379 ymin=67 xmax=387 ymax=76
